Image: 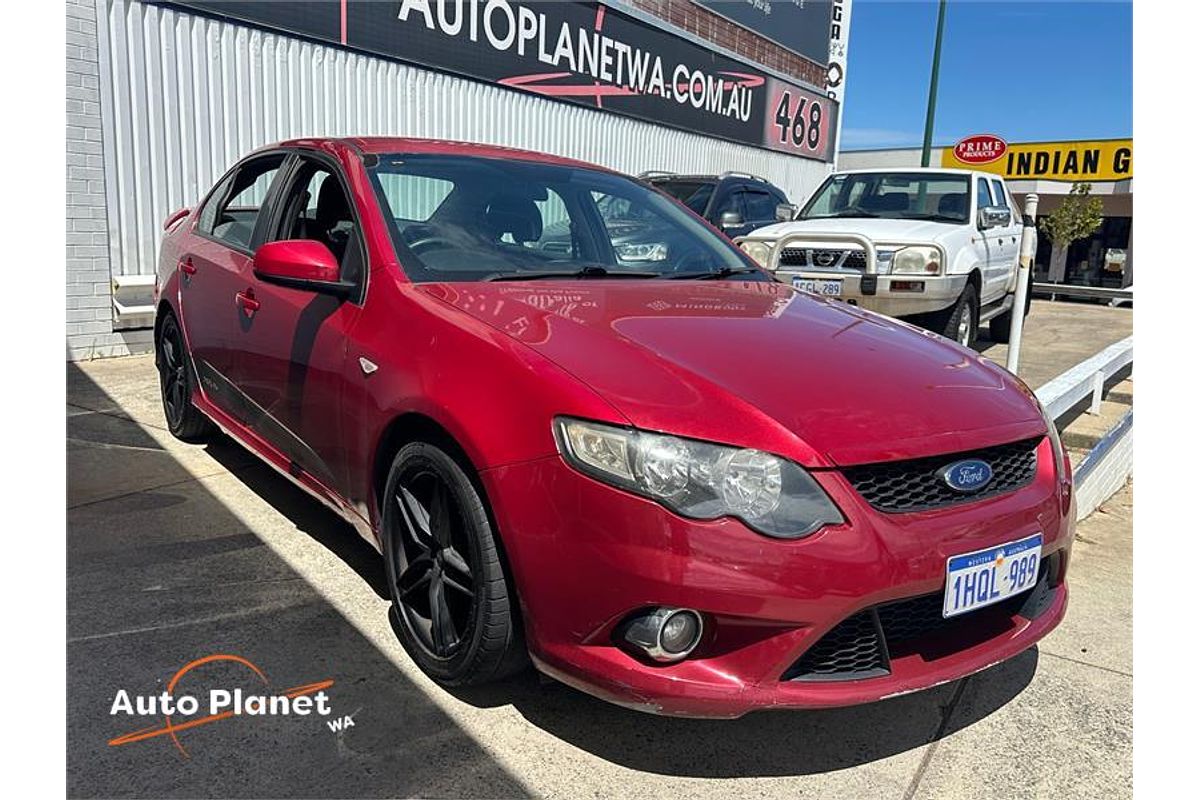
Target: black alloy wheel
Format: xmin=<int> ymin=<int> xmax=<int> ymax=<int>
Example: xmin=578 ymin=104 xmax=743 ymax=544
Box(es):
xmin=382 ymin=442 xmax=525 ymax=685
xmin=392 ymin=470 xmax=476 ymax=657
xmin=156 ymin=312 xmax=211 ymax=442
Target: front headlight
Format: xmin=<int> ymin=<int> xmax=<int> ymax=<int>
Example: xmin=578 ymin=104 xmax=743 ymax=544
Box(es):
xmin=892 ymin=246 xmax=942 ymax=275
xmin=738 ymin=240 xmax=775 ymax=268
xmin=553 ymin=417 xmax=844 ymax=538
xmin=616 ymin=242 xmax=668 ymax=262
xmin=875 ymin=249 xmax=895 ymax=275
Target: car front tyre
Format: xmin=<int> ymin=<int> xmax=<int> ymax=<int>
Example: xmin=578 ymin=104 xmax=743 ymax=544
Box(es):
xmin=936 ymin=283 xmax=978 ymax=348
xmin=382 ymin=442 xmax=526 ymax=686
xmin=156 ymin=311 xmax=212 ymax=442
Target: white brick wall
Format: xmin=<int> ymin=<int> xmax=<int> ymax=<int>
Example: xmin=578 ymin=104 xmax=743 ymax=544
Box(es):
xmin=66 ymin=0 xmax=152 ymax=360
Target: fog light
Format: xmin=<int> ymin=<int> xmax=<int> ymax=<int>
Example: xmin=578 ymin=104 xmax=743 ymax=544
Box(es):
xmin=619 ymin=607 xmax=704 ymax=662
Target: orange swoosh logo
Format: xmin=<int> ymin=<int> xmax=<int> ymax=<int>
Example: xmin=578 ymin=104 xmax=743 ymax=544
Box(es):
xmin=108 ymin=653 xmax=334 ymax=758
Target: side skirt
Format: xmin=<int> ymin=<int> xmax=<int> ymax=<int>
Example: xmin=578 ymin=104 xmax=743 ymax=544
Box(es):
xmin=191 ymin=389 xmax=382 ymax=553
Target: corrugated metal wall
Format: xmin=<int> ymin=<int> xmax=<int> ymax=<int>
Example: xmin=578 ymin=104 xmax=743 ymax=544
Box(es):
xmin=95 ymin=0 xmax=831 ymax=277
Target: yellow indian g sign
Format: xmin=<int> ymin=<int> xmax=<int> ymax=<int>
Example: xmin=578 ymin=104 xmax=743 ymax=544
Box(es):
xmin=942 ymin=138 xmax=1132 ymax=182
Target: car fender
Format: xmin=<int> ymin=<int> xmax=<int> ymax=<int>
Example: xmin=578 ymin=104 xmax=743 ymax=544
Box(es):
xmin=346 ymin=274 xmax=630 ymax=528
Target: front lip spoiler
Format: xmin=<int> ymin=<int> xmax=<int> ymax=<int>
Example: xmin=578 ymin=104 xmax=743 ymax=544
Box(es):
xmin=527 ymin=581 xmax=1068 ymax=719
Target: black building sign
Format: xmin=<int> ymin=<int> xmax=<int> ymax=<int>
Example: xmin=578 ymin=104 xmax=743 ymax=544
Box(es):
xmin=694 ymin=0 xmax=833 ymax=66
xmin=156 ymin=0 xmax=838 ymax=162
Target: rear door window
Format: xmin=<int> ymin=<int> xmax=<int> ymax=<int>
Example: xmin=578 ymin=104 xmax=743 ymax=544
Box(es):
xmin=201 ymin=154 xmax=286 ymax=251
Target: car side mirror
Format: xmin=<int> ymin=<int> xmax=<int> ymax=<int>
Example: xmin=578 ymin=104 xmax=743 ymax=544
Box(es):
xmin=719 ymin=211 xmax=744 ymax=229
xmin=253 ymin=240 xmax=354 ymax=297
xmin=977 ymin=205 xmax=1012 ymax=230
xmin=775 ymin=203 xmax=798 ymax=222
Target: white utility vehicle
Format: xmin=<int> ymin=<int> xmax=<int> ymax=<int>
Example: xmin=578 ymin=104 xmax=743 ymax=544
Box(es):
xmin=735 ymin=168 xmax=1030 ymax=346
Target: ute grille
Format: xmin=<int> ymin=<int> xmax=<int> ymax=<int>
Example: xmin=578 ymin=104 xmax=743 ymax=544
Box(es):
xmin=779 ymin=247 xmax=867 ymax=270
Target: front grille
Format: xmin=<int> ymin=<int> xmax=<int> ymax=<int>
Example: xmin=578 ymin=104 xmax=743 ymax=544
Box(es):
xmin=787 ymin=608 xmax=887 ymax=680
xmin=785 ymin=553 xmax=1060 ymax=682
xmin=779 ymin=247 xmax=867 ymax=270
xmin=876 ymin=593 xmax=945 ymax=643
xmin=842 ymin=437 xmax=1041 ymax=514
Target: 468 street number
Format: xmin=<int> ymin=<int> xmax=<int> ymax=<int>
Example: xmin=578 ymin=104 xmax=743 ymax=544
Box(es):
xmin=774 ymin=90 xmax=823 ymax=152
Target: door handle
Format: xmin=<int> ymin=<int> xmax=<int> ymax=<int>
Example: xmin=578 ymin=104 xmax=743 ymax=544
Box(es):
xmin=236 ymin=289 xmax=260 ymax=315
xmin=178 ymin=257 xmax=197 ymax=276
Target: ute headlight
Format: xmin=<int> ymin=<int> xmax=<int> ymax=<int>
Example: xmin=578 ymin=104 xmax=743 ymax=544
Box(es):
xmin=892 ymin=246 xmax=942 ymax=275
xmin=616 ymin=242 xmax=668 ymax=262
xmin=554 ymin=417 xmax=843 ymax=538
xmin=738 ymin=240 xmax=775 ymax=268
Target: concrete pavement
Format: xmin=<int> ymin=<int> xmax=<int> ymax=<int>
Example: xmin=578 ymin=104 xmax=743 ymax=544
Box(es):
xmin=66 ymin=307 xmax=1132 ymax=798
xmin=977 ymin=299 xmax=1132 ymax=390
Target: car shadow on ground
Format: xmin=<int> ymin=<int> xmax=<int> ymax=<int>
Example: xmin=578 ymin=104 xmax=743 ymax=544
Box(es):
xmin=446 ymin=651 xmax=1037 ymax=778
xmin=197 ymin=396 xmax=1040 ymax=779
xmin=204 ymin=439 xmax=391 ymax=601
xmin=67 ymin=361 xmax=526 ymax=798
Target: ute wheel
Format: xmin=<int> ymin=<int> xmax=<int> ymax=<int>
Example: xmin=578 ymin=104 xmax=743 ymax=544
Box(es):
xmin=989 ymin=272 xmax=1034 ymax=343
xmin=156 ymin=312 xmax=212 ymax=443
xmin=382 ymin=442 xmax=526 ymax=686
xmin=929 ymin=283 xmax=979 ymax=348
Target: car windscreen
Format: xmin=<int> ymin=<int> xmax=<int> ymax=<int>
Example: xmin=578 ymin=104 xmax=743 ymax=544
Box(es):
xmin=366 ymin=155 xmax=760 ymax=282
xmin=800 ymin=173 xmax=971 ymax=223
xmin=650 ymin=180 xmax=716 ymax=215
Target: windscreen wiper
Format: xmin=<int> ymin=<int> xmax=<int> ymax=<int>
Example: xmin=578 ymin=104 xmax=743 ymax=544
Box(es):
xmin=667 ymin=266 xmax=763 ymax=280
xmin=485 ymin=265 xmax=661 ymax=281
xmin=905 ymin=213 xmax=966 ymax=223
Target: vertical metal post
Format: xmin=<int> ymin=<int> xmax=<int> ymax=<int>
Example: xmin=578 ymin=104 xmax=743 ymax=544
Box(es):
xmin=1089 ymin=371 xmax=1105 ymax=415
xmin=920 ymin=0 xmax=948 ymax=167
xmin=1006 ymin=193 xmax=1040 ymax=373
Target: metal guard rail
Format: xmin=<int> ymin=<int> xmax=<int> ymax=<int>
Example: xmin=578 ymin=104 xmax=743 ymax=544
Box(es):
xmin=1035 ymin=336 xmax=1133 ymax=421
xmin=1033 ymin=335 xmax=1133 ymax=520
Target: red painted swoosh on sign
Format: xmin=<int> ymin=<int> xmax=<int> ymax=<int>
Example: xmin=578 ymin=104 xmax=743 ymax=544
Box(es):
xmin=499 ymin=73 xmax=639 ymax=99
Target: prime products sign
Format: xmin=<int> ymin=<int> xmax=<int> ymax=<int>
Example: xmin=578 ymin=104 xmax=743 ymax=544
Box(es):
xmin=694 ymin=0 xmax=833 ymax=66
xmin=159 ymin=0 xmax=838 ymax=162
xmin=942 ymin=137 xmax=1133 ymax=182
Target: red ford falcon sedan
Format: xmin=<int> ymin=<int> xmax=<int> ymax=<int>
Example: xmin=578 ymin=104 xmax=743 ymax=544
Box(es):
xmin=154 ymin=137 xmax=1073 ymax=717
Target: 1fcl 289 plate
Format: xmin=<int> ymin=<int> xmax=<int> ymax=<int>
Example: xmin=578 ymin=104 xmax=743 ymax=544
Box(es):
xmin=792 ymin=277 xmax=843 ymax=297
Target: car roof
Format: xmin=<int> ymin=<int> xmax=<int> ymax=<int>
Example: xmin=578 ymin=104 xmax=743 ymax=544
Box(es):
xmin=648 ymin=172 xmax=777 ymax=190
xmin=269 ymin=136 xmax=618 ymax=173
xmin=647 ymin=174 xmax=720 ymax=182
xmin=833 ymin=166 xmax=1001 ymax=179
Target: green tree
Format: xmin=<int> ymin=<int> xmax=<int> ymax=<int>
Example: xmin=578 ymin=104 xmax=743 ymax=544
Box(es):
xmin=1038 ymin=182 xmax=1104 ymax=282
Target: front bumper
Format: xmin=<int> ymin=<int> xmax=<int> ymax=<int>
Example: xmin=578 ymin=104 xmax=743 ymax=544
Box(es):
xmin=481 ymin=438 xmax=1074 ymax=718
xmin=777 ymin=269 xmax=968 ymax=318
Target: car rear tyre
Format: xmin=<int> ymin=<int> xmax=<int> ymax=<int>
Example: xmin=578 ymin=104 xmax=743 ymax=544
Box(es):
xmin=156 ymin=312 xmax=212 ymax=443
xmin=988 ymin=272 xmax=1033 ymax=343
xmin=382 ymin=442 xmax=526 ymax=686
